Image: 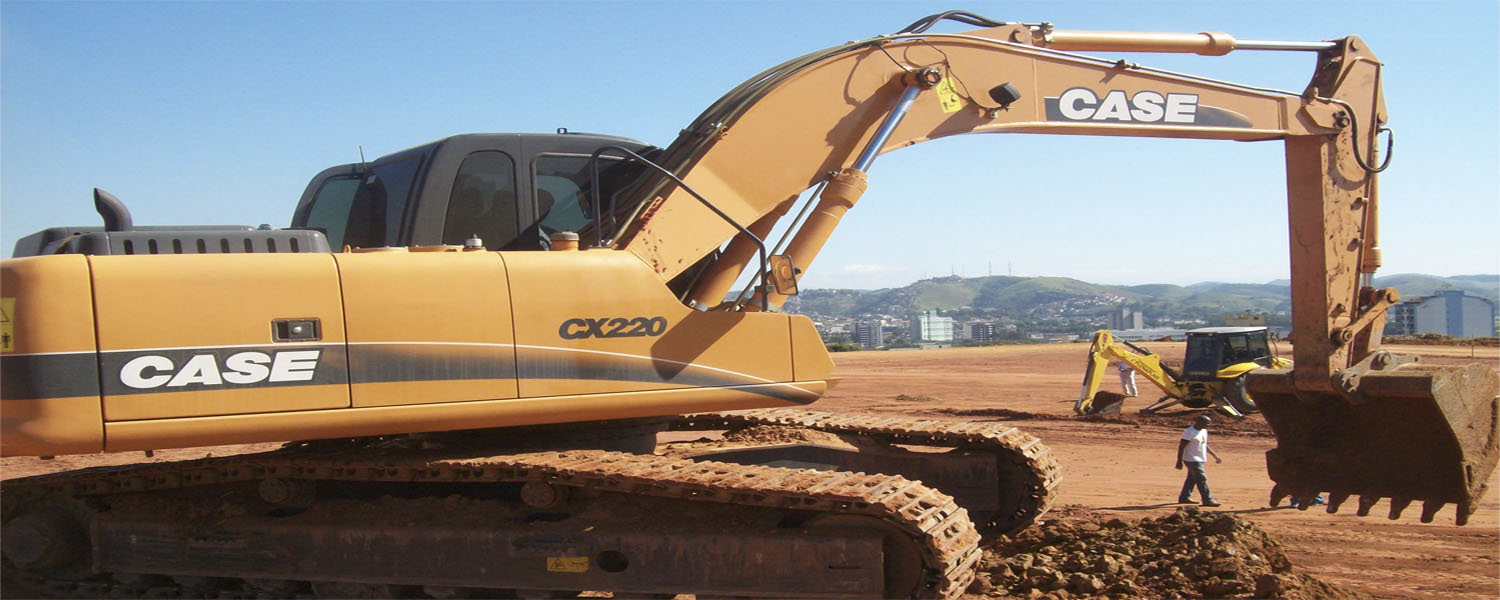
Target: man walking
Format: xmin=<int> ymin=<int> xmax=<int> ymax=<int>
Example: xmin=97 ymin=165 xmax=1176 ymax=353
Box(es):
xmin=1176 ymin=414 xmax=1222 ymax=507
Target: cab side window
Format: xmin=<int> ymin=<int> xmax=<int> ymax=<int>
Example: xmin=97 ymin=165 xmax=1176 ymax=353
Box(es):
xmin=1224 ymin=335 xmax=1252 ymax=365
xmin=532 ymin=154 xmax=644 ymax=243
xmin=443 ymin=151 xmax=519 ymax=248
xmin=534 ymin=156 xmax=594 ymax=235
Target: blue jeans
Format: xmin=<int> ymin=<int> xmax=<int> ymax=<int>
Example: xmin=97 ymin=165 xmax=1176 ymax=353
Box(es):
xmin=1179 ymin=461 xmax=1214 ymax=503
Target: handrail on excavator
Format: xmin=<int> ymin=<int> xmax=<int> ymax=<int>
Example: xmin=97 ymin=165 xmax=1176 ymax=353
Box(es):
xmin=589 ymin=145 xmax=774 ymax=310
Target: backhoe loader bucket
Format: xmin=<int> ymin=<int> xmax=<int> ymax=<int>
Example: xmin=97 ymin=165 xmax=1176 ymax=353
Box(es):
xmin=1083 ymin=391 xmax=1126 ymax=415
xmin=1246 ymin=361 xmax=1499 ymax=525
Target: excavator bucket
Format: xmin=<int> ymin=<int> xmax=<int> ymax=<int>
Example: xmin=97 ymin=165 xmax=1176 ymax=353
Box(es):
xmin=1247 ymin=362 xmax=1499 ymax=525
xmin=1084 ymin=391 xmax=1126 ymax=415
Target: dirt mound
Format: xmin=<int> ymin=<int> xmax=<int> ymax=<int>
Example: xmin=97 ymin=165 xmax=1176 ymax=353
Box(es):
xmin=924 ymin=406 xmax=1275 ymax=437
xmin=718 ymin=425 xmax=853 ymax=446
xmin=1384 ymin=334 xmax=1498 ymax=347
xmin=970 ymin=506 xmax=1363 ymax=600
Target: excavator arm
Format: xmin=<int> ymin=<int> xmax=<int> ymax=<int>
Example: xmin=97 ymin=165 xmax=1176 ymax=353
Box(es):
xmin=610 ymin=13 xmax=1496 ymax=524
xmin=614 ymin=16 xmax=1372 ymax=306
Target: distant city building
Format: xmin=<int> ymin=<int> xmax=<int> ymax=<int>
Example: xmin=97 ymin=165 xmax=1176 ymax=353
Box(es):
xmin=1226 ymin=313 xmax=1267 ymax=327
xmin=970 ymin=322 xmax=996 ymax=344
xmin=1388 ymin=290 xmax=1497 ymax=338
xmin=910 ymin=310 xmax=954 ymax=342
xmin=1109 ymin=307 xmax=1145 ymax=330
xmin=853 ymin=320 xmax=885 ymax=348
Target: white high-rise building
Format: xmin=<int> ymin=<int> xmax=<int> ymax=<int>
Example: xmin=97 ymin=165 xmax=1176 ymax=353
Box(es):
xmin=910 ymin=310 xmax=954 ymax=342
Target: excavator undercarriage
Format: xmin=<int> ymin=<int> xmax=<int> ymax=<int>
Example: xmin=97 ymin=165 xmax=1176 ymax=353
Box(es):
xmin=1 ymin=409 xmax=1061 ymax=599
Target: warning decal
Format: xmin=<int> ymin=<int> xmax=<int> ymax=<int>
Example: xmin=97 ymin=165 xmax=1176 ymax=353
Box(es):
xmin=1 ymin=298 xmax=13 ymax=352
xmin=936 ymin=77 xmax=965 ymax=113
xmin=546 ymin=556 xmax=588 ymax=573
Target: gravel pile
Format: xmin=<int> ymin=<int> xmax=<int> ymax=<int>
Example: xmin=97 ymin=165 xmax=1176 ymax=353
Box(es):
xmin=969 ymin=506 xmax=1363 ymax=600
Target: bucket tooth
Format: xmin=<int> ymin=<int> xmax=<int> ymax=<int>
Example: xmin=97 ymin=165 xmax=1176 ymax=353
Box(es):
xmin=1269 ymin=484 xmax=1290 ymax=507
xmin=1356 ymin=494 xmax=1377 ymax=517
xmin=1419 ymin=500 xmax=1444 ymax=523
xmin=1387 ymin=497 xmax=1412 ymax=520
xmin=1248 ymin=362 xmax=1499 ymax=525
xmin=1327 ymin=491 xmax=1351 ymax=514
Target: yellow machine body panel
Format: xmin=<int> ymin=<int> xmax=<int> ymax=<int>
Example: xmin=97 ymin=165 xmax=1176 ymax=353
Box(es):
xmin=338 ymin=250 xmax=518 ymax=408
xmin=91 ymin=253 xmax=350 ymax=421
xmin=0 ymin=249 xmax=831 ymax=455
xmin=505 ymin=251 xmax=813 ymax=402
xmin=0 ymin=255 xmax=103 ymax=456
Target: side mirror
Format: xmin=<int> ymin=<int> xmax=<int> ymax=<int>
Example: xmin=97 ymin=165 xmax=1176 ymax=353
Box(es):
xmin=769 ymin=255 xmax=799 ymax=296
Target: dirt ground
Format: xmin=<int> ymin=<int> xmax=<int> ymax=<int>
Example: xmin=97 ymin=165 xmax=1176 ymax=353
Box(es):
xmin=809 ymin=342 xmax=1500 ymax=600
xmin=2 ymin=342 xmax=1496 ymax=599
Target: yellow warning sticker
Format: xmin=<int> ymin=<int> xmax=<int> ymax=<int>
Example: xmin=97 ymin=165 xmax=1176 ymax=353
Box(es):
xmin=547 ymin=556 xmax=589 ymax=573
xmin=1 ymin=298 xmax=13 ymax=353
xmin=936 ymin=77 xmax=965 ymax=113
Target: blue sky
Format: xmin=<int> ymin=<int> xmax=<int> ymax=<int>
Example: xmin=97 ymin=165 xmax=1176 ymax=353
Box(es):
xmin=3 ymin=1 xmax=1496 ymax=290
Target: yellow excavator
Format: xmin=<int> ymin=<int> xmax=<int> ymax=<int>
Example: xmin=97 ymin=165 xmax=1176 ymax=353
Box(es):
xmin=1075 ymin=327 xmax=1292 ymax=417
xmin=3 ymin=10 xmax=1497 ymax=599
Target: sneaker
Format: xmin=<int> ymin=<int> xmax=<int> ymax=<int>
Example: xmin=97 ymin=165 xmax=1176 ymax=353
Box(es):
xmin=1201 ymin=501 xmax=1223 ymax=507
xmin=1177 ymin=497 xmax=1193 ymax=504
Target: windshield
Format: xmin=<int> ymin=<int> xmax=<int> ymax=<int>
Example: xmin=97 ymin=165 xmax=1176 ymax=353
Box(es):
xmin=301 ymin=154 xmax=424 ymax=249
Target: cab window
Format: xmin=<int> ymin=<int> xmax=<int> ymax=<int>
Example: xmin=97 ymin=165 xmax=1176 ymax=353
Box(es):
xmin=300 ymin=154 xmax=424 ymax=249
xmin=1245 ymin=334 xmax=1271 ymax=363
xmin=1184 ymin=336 xmax=1220 ymax=374
xmin=303 ymin=177 xmax=360 ymax=248
xmin=534 ymin=155 xmax=596 ymax=236
xmin=532 ymin=154 xmax=645 ymax=242
xmin=442 ymin=151 xmax=519 ymax=248
xmin=1223 ymin=334 xmax=1257 ymax=365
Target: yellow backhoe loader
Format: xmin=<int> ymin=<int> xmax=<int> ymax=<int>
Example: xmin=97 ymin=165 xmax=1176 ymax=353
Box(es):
xmin=3 ymin=10 xmax=1496 ymax=599
xmin=1075 ymin=327 xmax=1292 ymax=417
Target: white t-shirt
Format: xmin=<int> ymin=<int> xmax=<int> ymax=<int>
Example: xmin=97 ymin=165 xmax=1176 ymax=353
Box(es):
xmin=1180 ymin=426 xmax=1209 ymax=462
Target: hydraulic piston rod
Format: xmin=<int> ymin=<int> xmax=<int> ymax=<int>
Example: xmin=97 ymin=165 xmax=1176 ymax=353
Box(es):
xmin=761 ymin=70 xmax=939 ymax=310
xmin=1040 ymin=30 xmax=1337 ymax=55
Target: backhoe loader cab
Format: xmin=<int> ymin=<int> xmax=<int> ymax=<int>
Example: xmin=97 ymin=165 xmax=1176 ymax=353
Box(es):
xmin=1182 ymin=327 xmax=1277 ymax=380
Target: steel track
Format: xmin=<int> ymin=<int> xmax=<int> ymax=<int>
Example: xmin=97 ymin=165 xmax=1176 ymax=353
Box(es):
xmin=671 ymin=408 xmax=1063 ymax=533
xmin=2 ymin=438 xmax=983 ymax=599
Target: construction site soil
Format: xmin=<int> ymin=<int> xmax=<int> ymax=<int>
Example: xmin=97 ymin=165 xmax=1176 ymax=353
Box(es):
xmin=3 ymin=342 xmax=1496 ymax=599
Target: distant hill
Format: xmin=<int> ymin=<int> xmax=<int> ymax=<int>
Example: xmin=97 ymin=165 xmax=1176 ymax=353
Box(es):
xmin=1372 ymin=274 xmax=1499 ymax=303
xmin=785 ymin=274 xmax=1497 ymax=322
